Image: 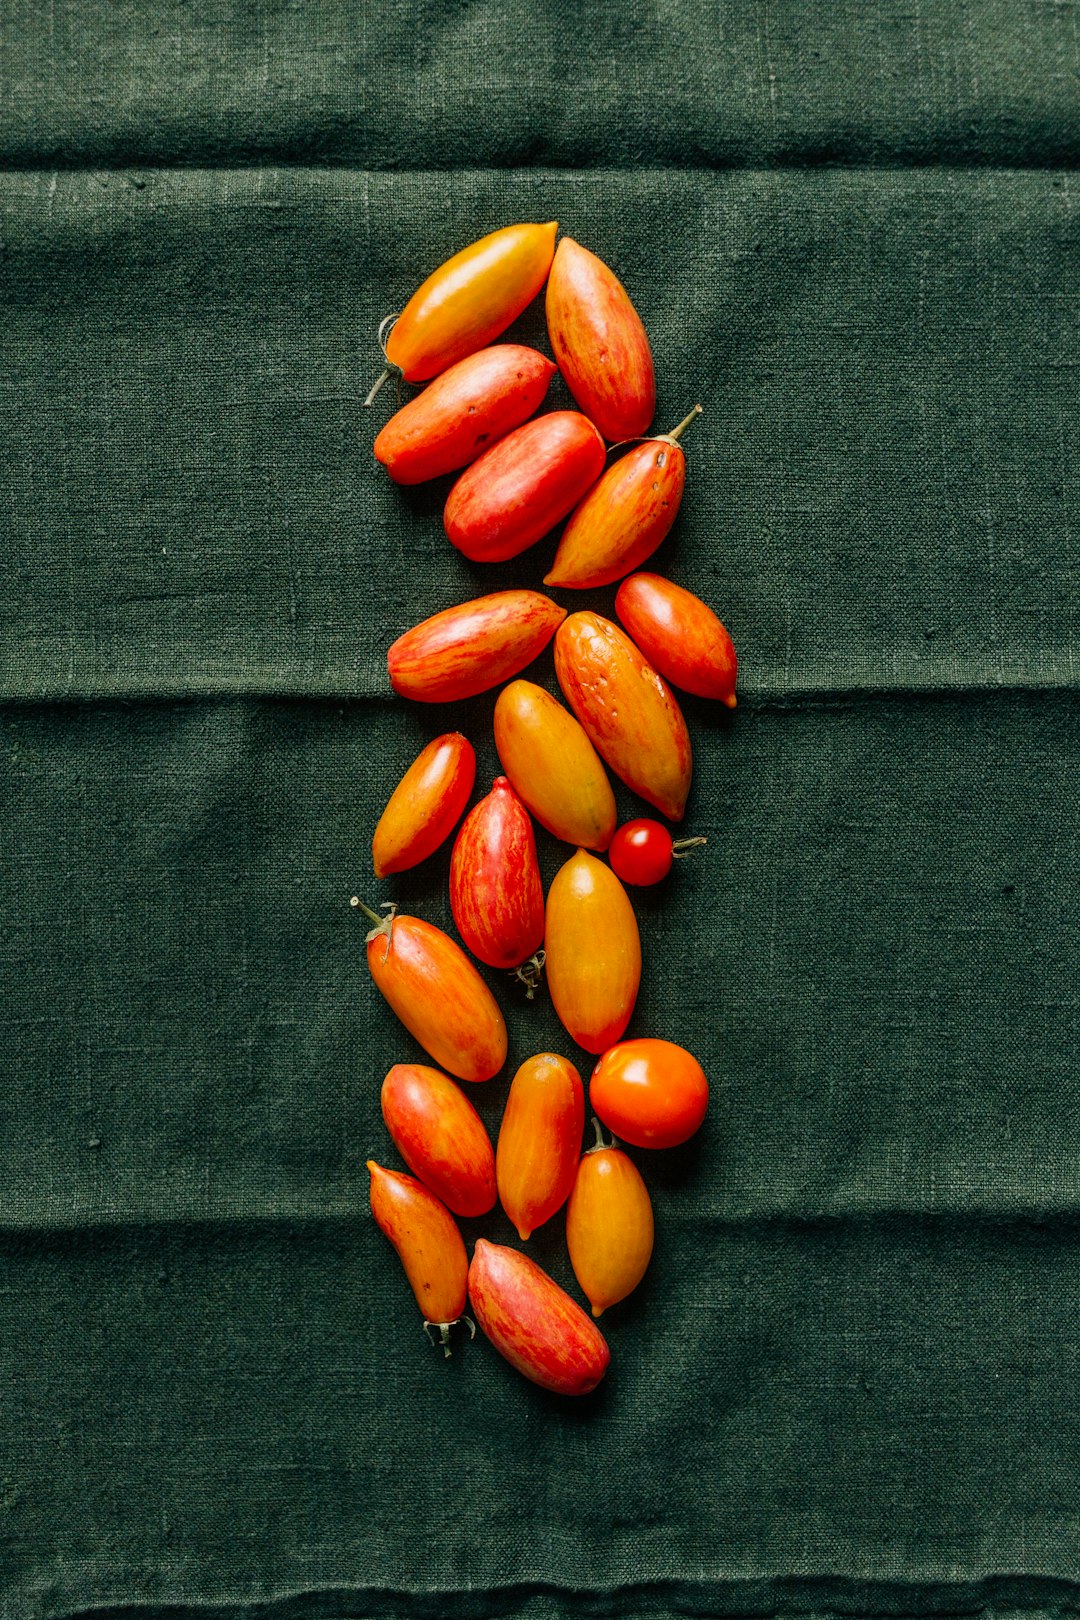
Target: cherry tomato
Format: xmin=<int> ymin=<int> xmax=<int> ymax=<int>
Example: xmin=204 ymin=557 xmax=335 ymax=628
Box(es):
xmin=590 ymin=1037 xmax=708 ymax=1149
xmin=608 ymin=820 xmax=707 ymax=887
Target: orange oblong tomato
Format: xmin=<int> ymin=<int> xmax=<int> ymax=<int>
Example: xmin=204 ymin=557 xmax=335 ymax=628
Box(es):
xmin=353 ymin=900 xmax=507 ymax=1082
xmin=380 ymin=1063 xmax=496 ymax=1218
xmin=566 ymin=1122 xmax=654 ymax=1316
xmin=493 ymin=680 xmax=616 ymax=853
xmin=496 ymin=1053 xmax=584 ymax=1240
xmin=545 ymin=236 xmax=655 ymax=441
xmin=373 ymin=346 xmax=556 ymax=485
xmin=444 ymin=412 xmax=606 ymax=564
xmin=367 ymin=1160 xmax=469 ymax=1353
xmin=544 ymin=406 xmax=702 ymax=589
xmin=449 ymin=777 xmax=544 ymax=971
xmin=372 ymin=733 xmax=476 ymax=879
xmin=590 ymin=1038 xmax=709 ymax=1149
xmin=383 ymin=222 xmax=558 ymax=383
xmin=615 ymin=572 xmax=738 ymax=707
xmin=554 ymin=611 xmax=692 ymax=822
xmin=544 ymin=850 xmax=641 ymax=1055
xmin=468 ymin=1239 xmax=610 ymax=1396
xmin=388 ymin=591 xmax=566 ymax=703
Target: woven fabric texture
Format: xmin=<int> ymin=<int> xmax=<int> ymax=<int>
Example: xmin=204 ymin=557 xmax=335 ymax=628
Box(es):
xmin=1 ymin=4 xmax=1078 ymax=1617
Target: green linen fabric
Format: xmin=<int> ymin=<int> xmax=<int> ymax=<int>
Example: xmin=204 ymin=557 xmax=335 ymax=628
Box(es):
xmin=1 ymin=5 xmax=1078 ymax=1618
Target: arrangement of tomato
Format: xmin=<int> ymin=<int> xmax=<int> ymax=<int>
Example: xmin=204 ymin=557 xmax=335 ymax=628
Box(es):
xmin=356 ymin=219 xmax=739 ymax=1395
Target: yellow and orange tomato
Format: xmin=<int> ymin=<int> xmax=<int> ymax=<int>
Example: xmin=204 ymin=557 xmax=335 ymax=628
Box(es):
xmin=566 ymin=1125 xmax=654 ymax=1315
xmin=493 ymin=680 xmax=616 ymax=852
xmin=385 ymin=222 xmax=558 ymax=382
xmin=354 ymin=901 xmax=507 ymax=1082
xmin=544 ymin=850 xmax=641 ymax=1055
xmin=371 ymin=733 xmax=475 ymax=879
xmin=496 ymin=1054 xmax=584 ymax=1240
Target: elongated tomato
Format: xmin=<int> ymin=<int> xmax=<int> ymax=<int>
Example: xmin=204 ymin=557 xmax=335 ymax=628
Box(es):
xmin=566 ymin=1124 xmax=654 ymax=1316
xmin=545 ymin=237 xmax=655 ymax=441
xmin=545 ymin=406 xmax=702 ymax=589
xmin=468 ymin=1239 xmax=610 ymax=1396
xmin=353 ymin=901 xmax=507 ymax=1082
xmin=372 ymin=733 xmax=475 ymax=879
xmin=554 ymin=612 xmax=692 ymax=822
xmin=450 ymin=777 xmax=544 ymax=970
xmin=385 ymin=222 xmax=558 ymax=382
xmin=444 ymin=412 xmax=606 ymax=564
xmin=496 ymin=1054 xmax=584 ymax=1240
xmin=493 ymin=681 xmax=616 ymax=852
xmin=381 ymin=1063 xmax=496 ymax=1218
xmin=388 ymin=591 xmax=566 ymax=703
xmin=590 ymin=1038 xmax=708 ymax=1149
xmin=544 ymin=850 xmax=640 ymax=1055
xmin=368 ymin=1161 xmax=468 ymax=1328
xmin=374 ymin=346 xmax=556 ymax=485
xmin=616 ymin=573 xmax=738 ymax=707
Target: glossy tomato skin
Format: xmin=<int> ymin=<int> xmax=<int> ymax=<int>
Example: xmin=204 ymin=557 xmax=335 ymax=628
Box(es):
xmin=449 ymin=777 xmax=545 ymax=970
xmin=444 ymin=412 xmax=606 ymax=564
xmin=496 ymin=1053 xmax=584 ymax=1240
xmin=615 ymin=572 xmax=738 ymax=707
xmin=544 ymin=850 xmax=641 ymax=1055
xmin=374 ymin=346 xmax=555 ymax=484
xmin=360 ymin=906 xmax=507 ymax=1082
xmin=372 ymin=733 xmax=476 ymax=879
xmin=608 ymin=820 xmax=674 ymax=886
xmin=388 ymin=591 xmax=566 ymax=703
xmin=385 ymin=222 xmax=558 ymax=382
xmin=566 ymin=1143 xmax=654 ymax=1316
xmin=493 ymin=681 xmax=616 ymax=852
xmin=545 ymin=237 xmax=655 ymax=441
xmin=554 ymin=611 xmax=692 ymax=822
xmin=367 ymin=1160 xmax=468 ymax=1324
xmin=545 ymin=436 xmax=684 ymax=590
xmin=380 ymin=1063 xmax=496 ymax=1218
xmin=590 ymin=1038 xmax=708 ymax=1149
xmin=468 ymin=1239 xmax=610 ymax=1396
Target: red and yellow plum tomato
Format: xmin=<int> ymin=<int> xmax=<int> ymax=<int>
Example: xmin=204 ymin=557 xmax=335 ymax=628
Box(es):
xmin=496 ymin=1053 xmax=584 ymax=1240
xmin=374 ymin=346 xmax=556 ymax=484
xmin=354 ymin=901 xmax=507 ymax=1082
xmin=444 ymin=411 xmax=606 ymax=564
xmin=380 ymin=1063 xmax=496 ymax=1218
xmin=615 ymin=572 xmax=737 ymax=707
xmin=468 ymin=1239 xmax=610 ymax=1396
xmin=449 ymin=777 xmax=545 ymax=970
xmin=372 ymin=733 xmax=475 ymax=879
xmin=367 ymin=1160 xmax=468 ymax=1331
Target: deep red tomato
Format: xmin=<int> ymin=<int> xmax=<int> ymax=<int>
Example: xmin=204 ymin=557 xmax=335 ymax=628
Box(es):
xmin=608 ymin=819 xmax=706 ymax=886
xmin=590 ymin=1037 xmax=708 ymax=1149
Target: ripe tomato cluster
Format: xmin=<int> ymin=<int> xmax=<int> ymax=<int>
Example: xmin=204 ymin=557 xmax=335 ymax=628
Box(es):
xmin=359 ymin=221 xmax=736 ymax=1396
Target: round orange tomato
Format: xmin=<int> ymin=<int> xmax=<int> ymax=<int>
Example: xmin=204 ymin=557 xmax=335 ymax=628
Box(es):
xmin=589 ymin=1038 xmax=708 ymax=1149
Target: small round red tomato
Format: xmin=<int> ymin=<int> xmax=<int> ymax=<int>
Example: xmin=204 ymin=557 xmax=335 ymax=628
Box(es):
xmin=590 ymin=1038 xmax=708 ymax=1149
xmin=608 ymin=820 xmax=707 ymax=887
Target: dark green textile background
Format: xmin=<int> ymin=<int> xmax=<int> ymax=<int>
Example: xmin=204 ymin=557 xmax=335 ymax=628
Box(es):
xmin=1 ymin=4 xmax=1078 ymax=1618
